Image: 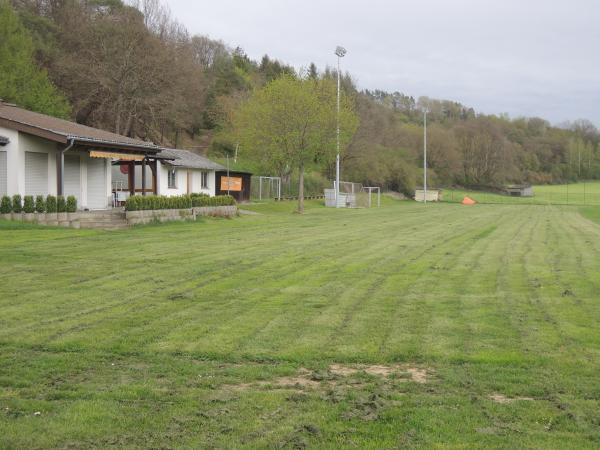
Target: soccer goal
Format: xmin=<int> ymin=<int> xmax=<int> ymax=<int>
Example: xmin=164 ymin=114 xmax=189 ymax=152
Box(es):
xmin=255 ymin=176 xmax=282 ymax=200
xmin=359 ymin=186 xmax=381 ymax=208
xmin=325 ymin=181 xmax=381 ymax=208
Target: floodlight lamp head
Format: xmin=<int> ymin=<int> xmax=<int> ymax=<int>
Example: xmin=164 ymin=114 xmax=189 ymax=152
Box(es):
xmin=335 ymin=46 xmax=347 ymax=58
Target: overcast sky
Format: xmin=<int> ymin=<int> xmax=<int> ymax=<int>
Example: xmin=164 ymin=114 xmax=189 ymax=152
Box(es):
xmin=168 ymin=0 xmax=600 ymax=126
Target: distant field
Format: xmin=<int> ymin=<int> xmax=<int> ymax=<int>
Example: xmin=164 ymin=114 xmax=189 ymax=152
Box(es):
xmin=442 ymin=181 xmax=600 ymax=205
xmin=2 ymin=200 xmax=600 ymax=448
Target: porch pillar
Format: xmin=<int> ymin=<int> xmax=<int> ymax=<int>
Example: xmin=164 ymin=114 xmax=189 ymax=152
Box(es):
xmin=150 ymin=160 xmax=158 ymax=195
xmin=128 ymin=161 xmax=135 ymax=196
xmin=142 ymin=159 xmax=147 ymax=196
xmin=56 ymin=152 xmax=64 ymax=196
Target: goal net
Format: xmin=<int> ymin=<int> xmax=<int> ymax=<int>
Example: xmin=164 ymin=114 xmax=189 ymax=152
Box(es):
xmin=337 ymin=182 xmax=381 ymax=208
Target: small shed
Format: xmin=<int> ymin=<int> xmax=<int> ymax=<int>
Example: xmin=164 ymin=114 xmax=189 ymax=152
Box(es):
xmin=414 ymin=189 xmax=442 ymax=202
xmin=505 ymin=184 xmax=533 ymax=197
xmin=215 ymin=170 xmax=252 ymax=202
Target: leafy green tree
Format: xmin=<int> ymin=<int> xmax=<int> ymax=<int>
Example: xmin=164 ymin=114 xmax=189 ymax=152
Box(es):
xmin=0 ymin=1 xmax=70 ymax=118
xmin=234 ymin=75 xmax=358 ymax=213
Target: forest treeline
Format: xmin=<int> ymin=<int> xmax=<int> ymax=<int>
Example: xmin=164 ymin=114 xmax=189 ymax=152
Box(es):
xmin=3 ymin=0 xmax=600 ymax=194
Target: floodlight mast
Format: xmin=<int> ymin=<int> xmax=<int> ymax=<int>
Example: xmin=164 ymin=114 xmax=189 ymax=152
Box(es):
xmin=335 ymin=46 xmax=346 ymax=208
xmin=423 ymin=110 xmax=428 ymax=204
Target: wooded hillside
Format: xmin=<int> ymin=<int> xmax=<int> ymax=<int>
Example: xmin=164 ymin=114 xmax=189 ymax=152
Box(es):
xmin=3 ymin=0 xmax=600 ymax=194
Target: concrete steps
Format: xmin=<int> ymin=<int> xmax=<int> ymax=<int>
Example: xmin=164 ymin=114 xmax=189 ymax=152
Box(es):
xmin=78 ymin=210 xmax=128 ymax=230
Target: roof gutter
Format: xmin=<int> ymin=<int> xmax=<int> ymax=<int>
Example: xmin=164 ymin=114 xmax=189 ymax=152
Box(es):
xmin=57 ymin=138 xmax=75 ymax=196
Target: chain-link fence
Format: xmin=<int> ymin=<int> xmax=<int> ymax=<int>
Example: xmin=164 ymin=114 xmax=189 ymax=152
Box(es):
xmin=250 ymin=173 xmax=330 ymax=200
xmin=438 ymin=183 xmax=600 ymax=206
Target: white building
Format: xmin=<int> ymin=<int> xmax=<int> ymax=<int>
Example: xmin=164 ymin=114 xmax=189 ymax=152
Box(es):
xmin=111 ymin=148 xmax=225 ymax=200
xmin=0 ymin=102 xmax=225 ymax=210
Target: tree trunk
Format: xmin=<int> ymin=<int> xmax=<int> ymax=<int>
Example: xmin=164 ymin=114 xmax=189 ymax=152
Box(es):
xmin=297 ymin=163 xmax=305 ymax=214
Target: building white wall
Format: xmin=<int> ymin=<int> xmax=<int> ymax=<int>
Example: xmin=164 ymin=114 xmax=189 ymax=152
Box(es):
xmin=0 ymin=126 xmax=19 ymax=195
xmin=157 ymin=162 xmax=215 ymax=197
xmin=0 ymin=126 xmax=111 ymax=209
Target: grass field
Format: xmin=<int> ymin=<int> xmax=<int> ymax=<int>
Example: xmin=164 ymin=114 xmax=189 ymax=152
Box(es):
xmin=2 ymin=200 xmax=600 ymax=448
xmin=442 ymin=181 xmax=600 ymax=205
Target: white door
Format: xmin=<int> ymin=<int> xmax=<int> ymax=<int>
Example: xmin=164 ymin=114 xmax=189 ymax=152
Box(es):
xmin=64 ymin=154 xmax=81 ymax=203
xmin=0 ymin=151 xmax=6 ymax=196
xmin=25 ymin=151 xmax=48 ymax=196
xmin=87 ymin=157 xmax=107 ymax=209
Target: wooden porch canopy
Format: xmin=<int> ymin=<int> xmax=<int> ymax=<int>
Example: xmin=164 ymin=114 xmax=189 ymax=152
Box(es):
xmin=111 ymin=153 xmax=175 ymax=196
xmin=61 ymin=141 xmax=163 ymax=196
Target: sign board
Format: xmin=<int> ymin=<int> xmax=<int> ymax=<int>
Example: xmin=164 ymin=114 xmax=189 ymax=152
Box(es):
xmin=220 ymin=176 xmax=242 ymax=191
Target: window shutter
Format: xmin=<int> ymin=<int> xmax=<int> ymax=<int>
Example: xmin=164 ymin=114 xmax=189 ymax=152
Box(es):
xmin=25 ymin=151 xmax=48 ymax=196
xmin=87 ymin=157 xmax=107 ymax=209
xmin=0 ymin=152 xmax=6 ymax=196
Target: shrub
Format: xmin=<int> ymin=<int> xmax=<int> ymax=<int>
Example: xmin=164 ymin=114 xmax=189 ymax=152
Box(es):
xmin=66 ymin=196 xmax=77 ymax=213
xmin=125 ymin=194 xmax=231 ymax=211
xmin=56 ymin=195 xmax=66 ymax=213
xmin=46 ymin=195 xmax=57 ymax=213
xmin=23 ymin=195 xmax=35 ymax=213
xmin=12 ymin=195 xmax=22 ymax=213
xmin=192 ymin=194 xmax=236 ymax=207
xmin=0 ymin=195 xmax=11 ymax=214
xmin=35 ymin=195 xmax=45 ymax=213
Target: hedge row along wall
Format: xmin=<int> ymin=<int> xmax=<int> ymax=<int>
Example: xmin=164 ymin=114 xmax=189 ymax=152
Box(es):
xmin=125 ymin=194 xmax=236 ymax=211
xmin=0 ymin=195 xmax=77 ymax=214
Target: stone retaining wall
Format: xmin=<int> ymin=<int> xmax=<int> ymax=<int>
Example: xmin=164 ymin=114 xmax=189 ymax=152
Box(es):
xmin=1 ymin=205 xmax=238 ymax=228
xmin=0 ymin=212 xmax=81 ymax=228
xmin=125 ymin=205 xmax=237 ymax=226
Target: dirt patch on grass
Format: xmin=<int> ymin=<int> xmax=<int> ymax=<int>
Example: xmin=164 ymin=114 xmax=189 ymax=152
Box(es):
xmin=274 ymin=375 xmax=321 ymax=389
xmin=222 ymin=364 xmax=430 ymax=392
xmin=329 ymin=364 xmax=429 ymax=383
xmin=489 ymin=393 xmax=534 ymax=404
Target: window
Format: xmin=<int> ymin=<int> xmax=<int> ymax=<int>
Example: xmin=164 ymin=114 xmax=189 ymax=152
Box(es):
xmin=168 ymin=169 xmax=177 ymax=189
xmin=201 ymin=171 xmax=208 ymax=189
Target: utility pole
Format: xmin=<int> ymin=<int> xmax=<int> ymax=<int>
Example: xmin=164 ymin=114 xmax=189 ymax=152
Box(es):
xmin=226 ymin=154 xmax=230 ymax=196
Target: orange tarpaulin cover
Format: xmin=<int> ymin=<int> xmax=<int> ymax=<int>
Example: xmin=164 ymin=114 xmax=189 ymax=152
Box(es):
xmin=462 ymin=196 xmax=476 ymax=205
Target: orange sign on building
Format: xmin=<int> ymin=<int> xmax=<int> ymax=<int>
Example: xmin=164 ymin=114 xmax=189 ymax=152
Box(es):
xmin=220 ymin=176 xmax=242 ymax=191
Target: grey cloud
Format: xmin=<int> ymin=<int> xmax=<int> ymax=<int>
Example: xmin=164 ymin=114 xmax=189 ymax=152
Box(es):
xmin=168 ymin=0 xmax=600 ymax=125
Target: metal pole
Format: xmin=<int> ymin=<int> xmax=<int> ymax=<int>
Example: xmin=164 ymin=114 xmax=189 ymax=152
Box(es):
xmin=259 ymin=176 xmax=262 ymax=200
xmin=335 ymin=54 xmax=341 ymax=208
xmin=227 ymin=154 xmax=230 ymax=196
xmin=278 ymin=177 xmax=281 ymax=201
xmin=424 ymin=111 xmax=427 ymax=204
xmin=141 ymin=158 xmax=147 ymax=196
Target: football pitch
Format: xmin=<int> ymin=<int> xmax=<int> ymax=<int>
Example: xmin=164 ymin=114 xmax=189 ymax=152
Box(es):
xmin=1 ymin=199 xmax=600 ymax=448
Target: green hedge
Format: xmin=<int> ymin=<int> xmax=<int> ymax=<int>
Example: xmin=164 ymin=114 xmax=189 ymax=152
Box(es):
xmin=66 ymin=196 xmax=77 ymax=213
xmin=35 ymin=195 xmax=45 ymax=213
xmin=1 ymin=196 xmax=12 ymax=214
xmin=46 ymin=195 xmax=57 ymax=213
xmin=0 ymin=194 xmax=76 ymax=214
xmin=12 ymin=195 xmax=22 ymax=213
xmin=126 ymin=194 xmax=235 ymax=211
xmin=57 ymin=195 xmax=66 ymax=213
xmin=192 ymin=194 xmax=236 ymax=207
xmin=23 ymin=196 xmax=35 ymax=213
